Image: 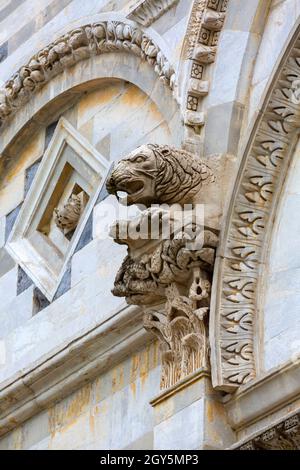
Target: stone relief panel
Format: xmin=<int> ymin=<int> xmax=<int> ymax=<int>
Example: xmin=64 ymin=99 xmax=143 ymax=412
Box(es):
xmin=107 ymin=143 xmax=218 ymax=389
xmin=210 ymin=32 xmax=300 ymax=391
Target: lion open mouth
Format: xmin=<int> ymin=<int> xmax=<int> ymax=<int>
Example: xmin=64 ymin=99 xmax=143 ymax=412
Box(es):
xmin=107 ymin=175 xmax=145 ymax=205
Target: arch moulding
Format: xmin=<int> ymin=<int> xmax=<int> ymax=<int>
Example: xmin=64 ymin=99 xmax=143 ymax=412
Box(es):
xmin=0 ymin=19 xmax=176 ymax=130
xmin=210 ymin=23 xmax=300 ymax=392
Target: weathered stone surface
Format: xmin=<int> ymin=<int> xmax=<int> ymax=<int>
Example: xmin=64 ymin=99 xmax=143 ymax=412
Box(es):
xmin=17 ymin=266 xmax=33 ymax=295
xmin=0 ymin=285 xmax=33 ymax=338
xmin=0 ymin=176 xmax=24 ymax=219
xmin=0 ymin=20 xmax=176 ymax=129
xmin=0 ymin=248 xmax=15 ymax=278
xmin=0 ymin=217 xmax=5 ymax=248
xmin=0 ymin=266 xmax=18 ymax=310
xmin=1 ymin=0 xmax=300 ymax=452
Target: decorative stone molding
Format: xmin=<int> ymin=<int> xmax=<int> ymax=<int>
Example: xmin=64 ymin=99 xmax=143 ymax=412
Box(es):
xmin=184 ymin=0 xmax=207 ymax=60
xmin=127 ymin=0 xmax=179 ymax=27
xmin=225 ymin=359 xmax=300 ymax=433
xmin=110 ymin=209 xmax=218 ymax=306
xmin=183 ymin=0 xmax=228 ymax=142
xmin=0 ymin=21 xmax=175 ymax=129
xmin=193 ymin=44 xmax=217 ymax=64
xmin=210 ymin=32 xmax=300 ymax=391
xmin=184 ymin=110 xmax=205 ymax=128
xmin=6 ymin=118 xmax=110 ymax=301
xmin=203 ymin=9 xmax=225 ymax=30
xmin=236 ymin=413 xmax=300 ymax=450
xmin=107 ymin=144 xmax=218 ymax=389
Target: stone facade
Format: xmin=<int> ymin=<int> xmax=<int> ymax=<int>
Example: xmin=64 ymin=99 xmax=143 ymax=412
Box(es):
xmin=1 ymin=0 xmax=300 ymax=450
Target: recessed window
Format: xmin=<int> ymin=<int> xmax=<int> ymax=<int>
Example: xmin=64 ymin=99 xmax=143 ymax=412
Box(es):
xmin=6 ymin=118 xmax=110 ymax=301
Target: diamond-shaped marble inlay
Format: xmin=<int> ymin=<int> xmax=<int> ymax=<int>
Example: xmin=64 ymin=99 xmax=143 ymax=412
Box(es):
xmin=6 ymin=118 xmax=110 ymax=301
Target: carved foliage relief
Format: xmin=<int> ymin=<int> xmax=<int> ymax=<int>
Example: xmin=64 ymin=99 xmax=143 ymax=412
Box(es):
xmin=0 ymin=21 xmax=175 ymax=129
xmin=237 ymin=413 xmax=300 ymax=450
xmin=213 ymin=35 xmax=300 ymax=390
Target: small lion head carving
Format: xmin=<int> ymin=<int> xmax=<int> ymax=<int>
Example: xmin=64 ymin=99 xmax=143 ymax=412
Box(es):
xmin=106 ymin=144 xmax=215 ymax=206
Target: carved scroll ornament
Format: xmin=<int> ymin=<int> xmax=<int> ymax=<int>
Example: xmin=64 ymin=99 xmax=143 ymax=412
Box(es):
xmin=107 ymin=144 xmax=218 ymax=389
xmin=0 ymin=22 xmax=175 ymax=128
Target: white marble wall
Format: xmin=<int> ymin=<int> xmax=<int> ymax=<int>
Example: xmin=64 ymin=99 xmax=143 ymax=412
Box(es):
xmin=0 ymin=342 xmax=160 ymax=450
xmin=264 ymin=139 xmax=300 ymax=370
xmin=248 ymin=0 xmax=300 ymax=126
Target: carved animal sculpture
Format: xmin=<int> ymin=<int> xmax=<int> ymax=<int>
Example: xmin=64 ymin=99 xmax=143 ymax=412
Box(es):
xmin=106 ymin=144 xmax=215 ymax=206
xmin=112 ymin=230 xmax=218 ymax=305
xmin=54 ymin=193 xmax=82 ymax=233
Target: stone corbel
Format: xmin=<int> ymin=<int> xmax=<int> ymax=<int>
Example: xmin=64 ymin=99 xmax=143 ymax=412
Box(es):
xmin=106 ymin=144 xmax=218 ymax=389
xmin=203 ymin=10 xmax=225 ymax=31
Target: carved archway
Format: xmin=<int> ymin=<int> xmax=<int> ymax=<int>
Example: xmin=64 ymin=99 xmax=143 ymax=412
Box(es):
xmin=0 ymin=20 xmax=175 ymax=130
xmin=210 ymin=23 xmax=300 ymax=392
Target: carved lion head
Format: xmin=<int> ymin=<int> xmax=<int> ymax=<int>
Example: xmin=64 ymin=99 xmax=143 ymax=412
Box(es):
xmin=106 ymin=144 xmax=215 ymax=206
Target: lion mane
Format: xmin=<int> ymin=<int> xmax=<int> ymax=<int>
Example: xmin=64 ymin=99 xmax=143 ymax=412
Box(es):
xmin=148 ymin=144 xmax=215 ymax=203
xmin=106 ymin=144 xmax=215 ymax=205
